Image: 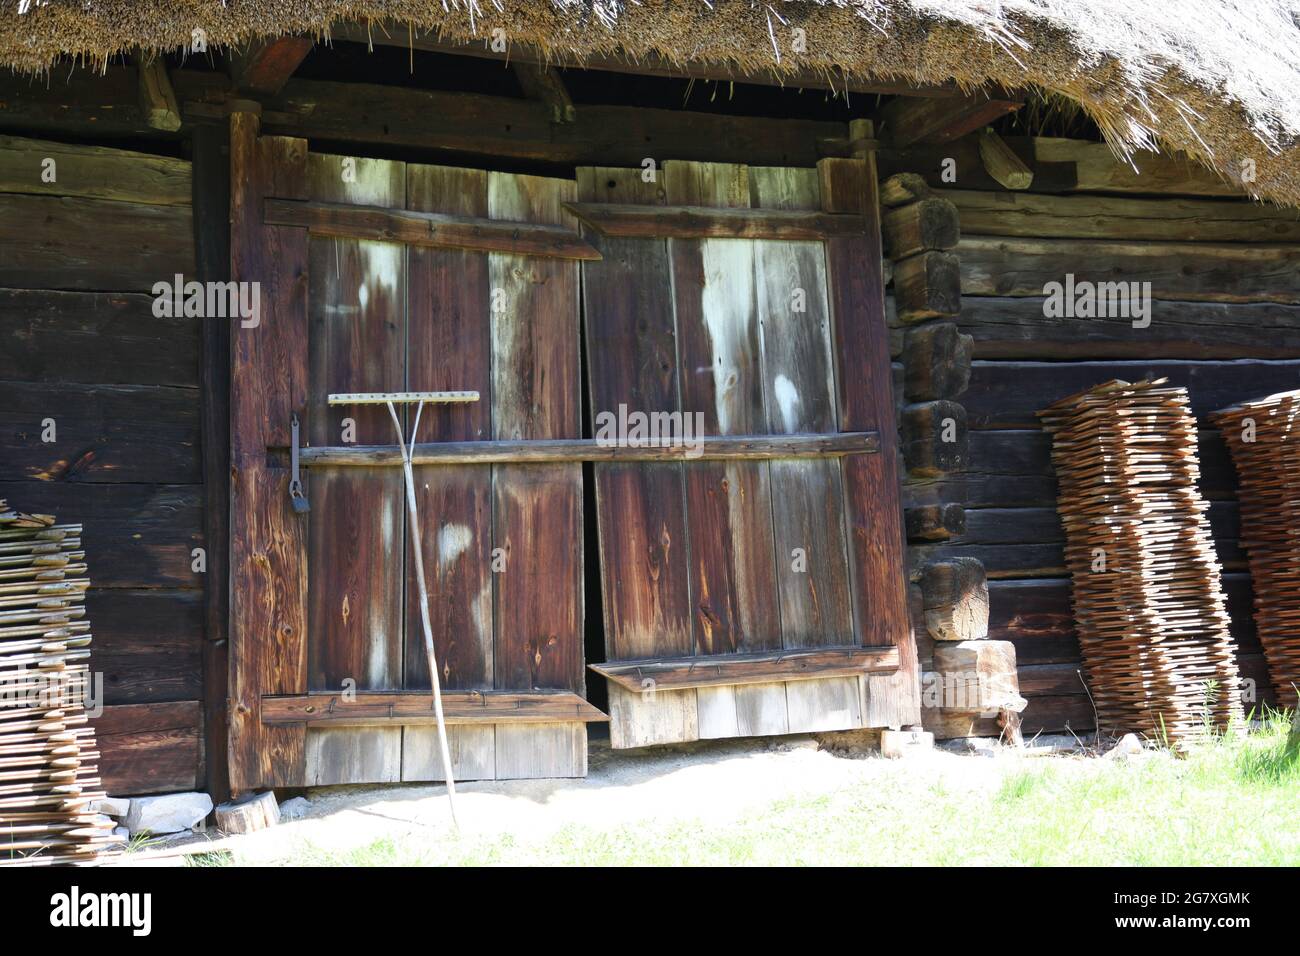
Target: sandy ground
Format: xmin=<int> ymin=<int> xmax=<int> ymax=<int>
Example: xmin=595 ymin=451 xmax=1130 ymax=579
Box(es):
xmin=118 ymin=732 xmax=1090 ymax=865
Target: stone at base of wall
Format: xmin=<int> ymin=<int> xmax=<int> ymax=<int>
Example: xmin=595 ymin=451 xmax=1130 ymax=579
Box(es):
xmin=881 ymin=729 xmax=935 ymax=758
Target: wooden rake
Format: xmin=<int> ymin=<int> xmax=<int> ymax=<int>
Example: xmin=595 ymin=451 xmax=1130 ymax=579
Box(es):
xmin=328 ymin=390 xmax=479 ymax=826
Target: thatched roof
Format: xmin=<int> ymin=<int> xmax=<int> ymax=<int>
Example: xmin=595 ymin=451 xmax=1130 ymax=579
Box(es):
xmin=4 ymin=1 xmax=1299 ymax=208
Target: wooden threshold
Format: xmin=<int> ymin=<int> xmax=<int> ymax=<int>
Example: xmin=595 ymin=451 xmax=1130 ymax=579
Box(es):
xmin=591 ymin=645 xmax=901 ymax=694
xmin=296 ymin=432 xmax=878 ymax=467
xmin=261 ymin=691 xmax=609 ymax=726
xmin=263 ymin=198 xmax=602 ymax=260
xmin=565 ymin=202 xmax=868 ymax=240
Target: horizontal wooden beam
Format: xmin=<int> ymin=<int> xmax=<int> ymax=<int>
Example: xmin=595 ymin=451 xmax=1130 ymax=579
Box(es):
xmin=261 ymin=691 xmax=608 ymax=726
xmin=264 ymin=198 xmax=601 ymax=260
xmin=201 ymin=75 xmax=847 ymax=168
xmin=565 ymin=202 xmax=867 ymax=240
xmin=591 ymin=645 xmax=900 ymax=694
xmin=331 ymin=22 xmax=959 ymax=98
xmin=296 ymin=432 xmax=879 ymax=467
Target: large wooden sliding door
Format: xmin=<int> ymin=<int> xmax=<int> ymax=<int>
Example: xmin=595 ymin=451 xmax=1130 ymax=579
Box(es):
xmin=578 ymin=159 xmax=917 ymax=747
xmin=227 ymin=116 xmax=601 ymax=791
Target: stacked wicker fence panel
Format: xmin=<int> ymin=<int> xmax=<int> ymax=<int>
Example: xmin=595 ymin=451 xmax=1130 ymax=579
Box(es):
xmin=1211 ymin=390 xmax=1300 ymax=710
xmin=1038 ymin=380 xmax=1243 ymax=744
xmin=0 ymin=499 xmax=119 ymax=865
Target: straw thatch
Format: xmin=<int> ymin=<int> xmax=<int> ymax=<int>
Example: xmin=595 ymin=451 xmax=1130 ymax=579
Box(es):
xmin=2 ymin=1 xmax=1298 ymax=209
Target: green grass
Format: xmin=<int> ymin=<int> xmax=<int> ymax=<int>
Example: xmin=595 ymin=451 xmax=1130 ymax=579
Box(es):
xmin=208 ymin=713 xmax=1300 ymax=867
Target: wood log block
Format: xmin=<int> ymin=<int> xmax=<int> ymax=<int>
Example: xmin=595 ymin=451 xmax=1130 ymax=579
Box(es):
xmin=903 ymin=321 xmax=972 ymax=400
xmin=893 ymin=250 xmax=961 ymax=323
xmin=909 ymin=582 xmax=933 ymax=670
xmin=215 ymin=791 xmax=280 ymax=834
xmin=880 ymin=728 xmax=934 ymax=758
xmin=932 ymin=640 xmax=1024 ymax=711
xmin=978 ymin=130 xmax=1033 ymax=190
xmin=882 ymin=197 xmax=960 ymax=259
xmin=905 ymin=502 xmax=965 ymax=541
xmin=880 ymin=172 xmax=932 ymax=207
xmin=921 ymin=557 xmax=989 ymax=641
xmin=901 ymin=400 xmax=968 ymax=476
xmin=922 ymin=707 xmax=1001 ymax=740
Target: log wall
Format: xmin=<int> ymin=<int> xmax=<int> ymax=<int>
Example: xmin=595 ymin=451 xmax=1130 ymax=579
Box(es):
xmin=0 ymin=135 xmax=205 ymax=793
xmin=897 ymin=136 xmax=1300 ymax=735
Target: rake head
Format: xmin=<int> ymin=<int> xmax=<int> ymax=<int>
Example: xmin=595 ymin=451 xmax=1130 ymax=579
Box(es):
xmin=328 ymin=391 xmax=480 ymax=406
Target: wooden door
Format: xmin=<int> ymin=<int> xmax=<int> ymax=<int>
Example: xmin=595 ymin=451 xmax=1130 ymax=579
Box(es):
xmin=228 ymin=119 xmax=602 ymax=791
xmin=578 ymin=159 xmax=919 ymax=747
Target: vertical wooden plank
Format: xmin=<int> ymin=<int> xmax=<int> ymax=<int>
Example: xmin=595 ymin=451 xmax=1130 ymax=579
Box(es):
xmin=751 ymin=166 xmax=860 ymax=733
xmin=495 ymin=722 xmax=586 ymax=779
xmin=401 ymin=724 xmax=495 ymax=782
xmin=819 ymin=121 xmax=920 ymax=727
xmin=305 ymin=727 xmax=401 ymax=785
xmin=489 ymin=173 xmax=585 ymax=776
xmin=304 ymin=154 xmax=407 ymax=765
xmin=578 ymin=166 xmax=697 ymax=747
xmin=666 ymin=161 xmax=785 ymax=738
xmin=227 ymin=112 xmax=310 ymax=790
xmin=403 ymin=164 xmax=497 ymax=781
xmin=192 ymin=121 xmax=231 ymax=801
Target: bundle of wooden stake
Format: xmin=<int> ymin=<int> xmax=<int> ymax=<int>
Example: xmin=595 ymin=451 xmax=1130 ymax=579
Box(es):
xmin=0 ymin=499 xmax=119 ymax=865
xmin=1211 ymin=390 xmax=1300 ymax=710
xmin=1038 ymin=380 xmax=1243 ymax=744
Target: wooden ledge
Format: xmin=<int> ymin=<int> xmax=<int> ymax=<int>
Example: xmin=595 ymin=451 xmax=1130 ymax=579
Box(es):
xmin=296 ymin=432 xmax=878 ymax=467
xmin=564 ymin=201 xmax=868 ymax=240
xmin=263 ymin=198 xmax=602 ymax=260
xmin=590 ymin=645 xmax=900 ymax=694
xmin=261 ymin=691 xmax=609 ymax=726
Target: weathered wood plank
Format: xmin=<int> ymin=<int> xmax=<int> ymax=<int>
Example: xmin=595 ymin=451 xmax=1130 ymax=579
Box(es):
xmin=304 ymin=727 xmax=401 ymax=785
xmin=0 ymin=193 xmax=193 ymax=291
xmin=298 ymin=432 xmax=879 ymax=466
xmin=1031 ymin=137 xmax=1241 ymax=197
xmin=94 ymin=701 xmax=202 ymax=796
xmin=959 ymin=295 xmax=1300 ymax=360
xmin=0 ymin=134 xmax=191 ymax=205
xmin=495 ymin=722 xmax=586 ymax=779
xmin=262 ymin=690 xmax=607 ymax=724
xmin=0 ymin=382 xmax=199 ymax=484
xmin=963 ymin=360 xmax=1300 ymax=429
xmin=945 ymin=188 xmax=1300 ymax=243
xmin=591 ymin=644 xmax=900 ymax=692
xmin=305 ymin=154 xmax=405 ymax=717
xmin=490 ymin=172 xmax=584 ymax=693
xmin=228 ymin=118 xmax=310 ymax=792
xmin=401 ymin=163 xmax=497 ymax=782
xmin=959 ymin=235 xmax=1300 ymax=304
xmin=87 ymin=588 xmax=203 ymax=704
xmin=404 ymin=163 xmax=494 ymax=695
xmin=579 ymin=166 xmax=696 ymax=746
xmin=265 ymin=198 xmax=602 ymax=259
xmin=0 ymin=483 xmax=201 ymax=589
xmin=564 ymin=202 xmax=868 ymax=239
xmin=0 ymin=290 xmax=196 ymax=387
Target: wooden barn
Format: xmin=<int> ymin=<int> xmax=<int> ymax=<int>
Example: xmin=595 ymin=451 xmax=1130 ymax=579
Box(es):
xmin=0 ymin=1 xmax=1297 ymax=803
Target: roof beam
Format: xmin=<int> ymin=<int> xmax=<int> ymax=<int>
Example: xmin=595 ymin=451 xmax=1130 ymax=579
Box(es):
xmin=880 ymin=89 xmax=1023 ymax=147
xmin=135 ymin=57 xmax=181 ymax=132
xmin=229 ymin=37 xmax=314 ymax=95
xmin=330 ymin=21 xmax=959 ymax=98
xmin=513 ymin=62 xmax=576 ymax=123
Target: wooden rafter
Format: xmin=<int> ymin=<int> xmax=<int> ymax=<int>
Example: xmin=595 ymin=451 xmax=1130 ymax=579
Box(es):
xmin=229 ymin=37 xmax=314 ymax=96
xmin=880 ymin=88 xmax=1023 ymax=147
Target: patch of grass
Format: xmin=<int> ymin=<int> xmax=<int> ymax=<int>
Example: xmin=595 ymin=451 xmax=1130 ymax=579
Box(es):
xmin=232 ymin=717 xmax=1300 ymax=867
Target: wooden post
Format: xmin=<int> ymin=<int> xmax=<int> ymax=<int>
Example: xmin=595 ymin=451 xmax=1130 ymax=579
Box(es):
xmin=191 ymin=121 xmax=232 ymax=804
xmin=137 ymin=57 xmax=181 ymax=132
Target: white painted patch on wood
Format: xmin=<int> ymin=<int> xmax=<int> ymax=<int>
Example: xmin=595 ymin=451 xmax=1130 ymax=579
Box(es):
xmin=436 ymin=522 xmax=473 ymax=569
xmin=773 ymin=373 xmax=801 ymax=434
xmin=699 ymin=238 xmax=756 ymax=436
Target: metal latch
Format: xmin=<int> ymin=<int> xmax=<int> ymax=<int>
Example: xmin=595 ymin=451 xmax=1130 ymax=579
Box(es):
xmin=289 ymin=412 xmax=309 ymax=514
